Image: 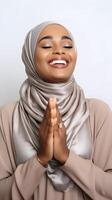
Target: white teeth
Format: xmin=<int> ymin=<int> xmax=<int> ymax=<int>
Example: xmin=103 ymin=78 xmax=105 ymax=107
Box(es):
xmin=50 ymin=60 xmax=67 ymax=65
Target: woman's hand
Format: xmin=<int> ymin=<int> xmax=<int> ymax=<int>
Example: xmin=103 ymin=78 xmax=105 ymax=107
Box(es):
xmin=38 ymin=97 xmax=69 ymax=166
xmin=52 ymin=100 xmax=69 ymax=164
xmin=38 ymin=98 xmax=54 ymax=165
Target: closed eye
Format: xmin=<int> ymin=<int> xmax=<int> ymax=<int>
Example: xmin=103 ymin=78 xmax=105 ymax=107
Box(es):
xmin=63 ymin=45 xmax=73 ymax=49
xmin=42 ymin=46 xmax=52 ymax=49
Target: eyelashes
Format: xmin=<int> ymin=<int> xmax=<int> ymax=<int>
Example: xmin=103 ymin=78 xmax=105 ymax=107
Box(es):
xmin=41 ymin=45 xmax=73 ymax=49
xmin=63 ymin=45 xmax=73 ymax=49
xmin=42 ymin=46 xmax=52 ymax=49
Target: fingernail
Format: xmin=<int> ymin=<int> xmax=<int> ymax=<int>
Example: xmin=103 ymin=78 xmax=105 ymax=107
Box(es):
xmin=50 ymin=97 xmax=56 ymax=102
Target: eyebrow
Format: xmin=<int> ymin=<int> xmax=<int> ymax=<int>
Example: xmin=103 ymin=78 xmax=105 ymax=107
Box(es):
xmin=38 ymin=35 xmax=73 ymax=42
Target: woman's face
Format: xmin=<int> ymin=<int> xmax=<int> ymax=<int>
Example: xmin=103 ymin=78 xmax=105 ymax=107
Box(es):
xmin=34 ymin=24 xmax=77 ymax=83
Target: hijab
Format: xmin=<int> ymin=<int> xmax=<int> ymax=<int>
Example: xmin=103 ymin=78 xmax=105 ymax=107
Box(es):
xmin=12 ymin=21 xmax=92 ymax=191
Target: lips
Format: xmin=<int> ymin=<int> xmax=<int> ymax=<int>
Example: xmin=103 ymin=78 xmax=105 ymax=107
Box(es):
xmin=48 ymin=58 xmax=69 ymax=68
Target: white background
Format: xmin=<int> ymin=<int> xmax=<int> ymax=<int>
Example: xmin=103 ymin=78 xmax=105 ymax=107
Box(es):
xmin=0 ymin=0 xmax=112 ymax=108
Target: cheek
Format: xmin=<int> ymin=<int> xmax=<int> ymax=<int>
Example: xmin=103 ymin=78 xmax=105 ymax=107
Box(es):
xmin=69 ymin=52 xmax=77 ymax=74
xmin=72 ymin=51 xmax=77 ymax=64
xmin=35 ymin=51 xmax=49 ymax=76
xmin=36 ymin=51 xmax=49 ymax=66
xmin=36 ymin=52 xmax=42 ymax=63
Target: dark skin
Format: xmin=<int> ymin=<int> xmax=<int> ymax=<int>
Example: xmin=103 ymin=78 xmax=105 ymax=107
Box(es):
xmin=38 ymin=97 xmax=69 ymax=166
xmin=34 ymin=24 xmax=77 ymax=166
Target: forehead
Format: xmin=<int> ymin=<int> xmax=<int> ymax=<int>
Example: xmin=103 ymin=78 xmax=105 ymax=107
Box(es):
xmin=38 ymin=24 xmax=71 ymax=39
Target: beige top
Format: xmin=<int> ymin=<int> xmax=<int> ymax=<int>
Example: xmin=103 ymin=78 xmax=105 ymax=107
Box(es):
xmin=0 ymin=98 xmax=112 ymax=200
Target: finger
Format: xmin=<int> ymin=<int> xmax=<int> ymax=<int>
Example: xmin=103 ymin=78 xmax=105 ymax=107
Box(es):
xmin=44 ymin=98 xmax=56 ymax=123
xmin=52 ymin=118 xmax=58 ymax=126
xmin=48 ymin=125 xmax=53 ymax=136
xmin=55 ymin=103 xmax=63 ymax=126
xmin=42 ymin=99 xmax=52 ymax=127
xmin=55 ymin=104 xmax=66 ymax=133
xmin=51 ymin=108 xmax=57 ymax=120
xmin=49 ymin=98 xmax=58 ymax=126
xmin=44 ymin=100 xmax=51 ymax=119
xmin=49 ymin=97 xmax=57 ymax=110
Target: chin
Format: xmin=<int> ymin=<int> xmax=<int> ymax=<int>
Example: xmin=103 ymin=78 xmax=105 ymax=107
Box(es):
xmin=47 ymin=76 xmax=70 ymax=83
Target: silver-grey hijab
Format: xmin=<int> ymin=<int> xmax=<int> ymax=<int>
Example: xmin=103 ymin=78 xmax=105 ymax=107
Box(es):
xmin=12 ymin=22 xmax=92 ymax=191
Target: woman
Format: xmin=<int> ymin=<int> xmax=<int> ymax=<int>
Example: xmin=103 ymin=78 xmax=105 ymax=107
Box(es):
xmin=0 ymin=21 xmax=112 ymax=200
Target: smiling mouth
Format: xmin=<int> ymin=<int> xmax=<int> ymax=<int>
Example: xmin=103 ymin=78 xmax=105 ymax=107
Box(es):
xmin=48 ymin=59 xmax=69 ymax=68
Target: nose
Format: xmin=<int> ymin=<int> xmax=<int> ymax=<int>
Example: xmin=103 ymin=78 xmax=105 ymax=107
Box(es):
xmin=52 ymin=45 xmax=65 ymax=55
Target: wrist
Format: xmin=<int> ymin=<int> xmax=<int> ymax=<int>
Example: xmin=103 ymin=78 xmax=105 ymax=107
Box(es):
xmin=37 ymin=155 xmax=48 ymax=168
xmin=59 ymin=150 xmax=69 ymax=165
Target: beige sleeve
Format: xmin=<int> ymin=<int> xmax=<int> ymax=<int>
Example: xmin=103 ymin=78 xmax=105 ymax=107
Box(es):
xmin=0 ymin=153 xmax=46 ymax=200
xmin=61 ymin=102 xmax=112 ymax=199
xmin=0 ymin=104 xmax=46 ymax=200
xmin=0 ymin=122 xmax=46 ymax=200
